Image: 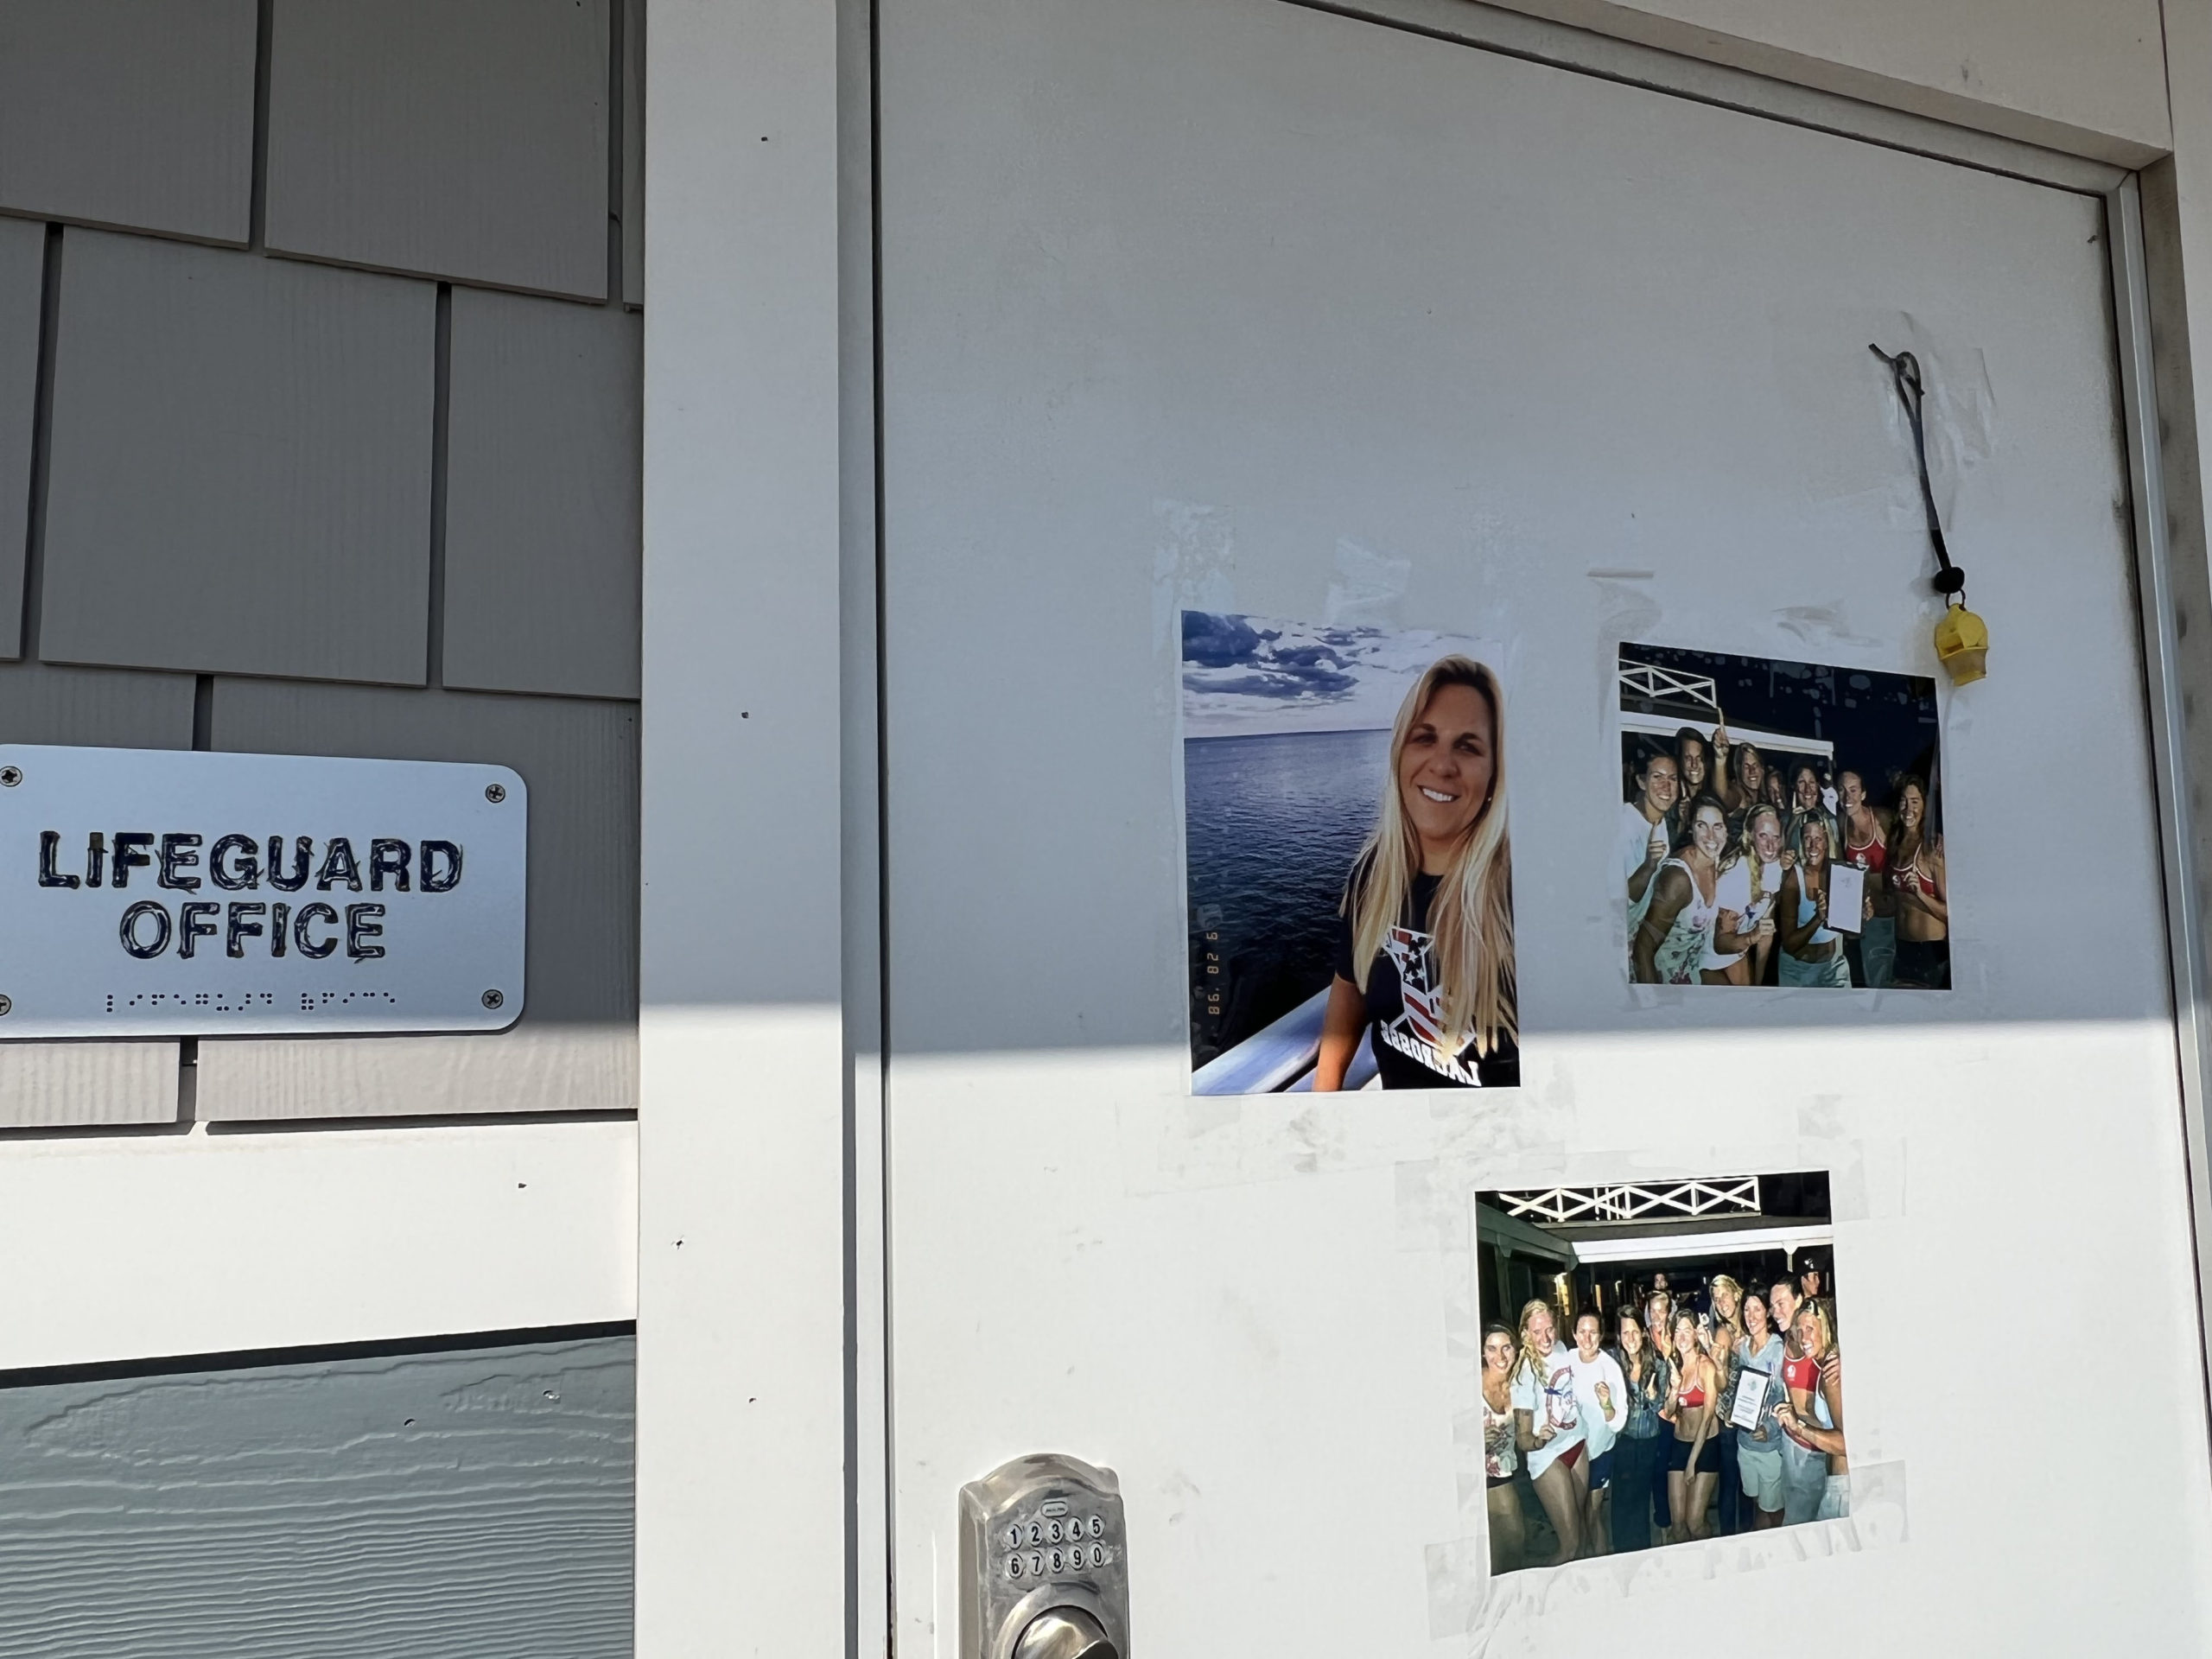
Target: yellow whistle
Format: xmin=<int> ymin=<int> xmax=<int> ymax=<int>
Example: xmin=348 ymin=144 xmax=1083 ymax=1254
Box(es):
xmin=1933 ymin=604 xmax=1988 ymax=686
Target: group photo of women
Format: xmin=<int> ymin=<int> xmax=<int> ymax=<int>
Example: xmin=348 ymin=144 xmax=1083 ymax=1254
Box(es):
xmin=1479 ymin=1256 xmax=1847 ymax=1574
xmin=1616 ymin=643 xmax=1948 ymax=990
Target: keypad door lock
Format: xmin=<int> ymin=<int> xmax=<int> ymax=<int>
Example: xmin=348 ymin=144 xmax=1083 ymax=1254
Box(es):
xmin=960 ymin=1453 xmax=1129 ymax=1659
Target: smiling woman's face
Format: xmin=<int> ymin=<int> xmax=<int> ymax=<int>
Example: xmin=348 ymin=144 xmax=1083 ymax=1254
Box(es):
xmin=1692 ymin=803 xmax=1728 ymax=859
xmin=1795 ymin=1307 xmax=1824 ymax=1358
xmin=1674 ymin=1313 xmax=1701 ymax=1357
xmin=1399 ymin=682 xmax=1494 ymax=849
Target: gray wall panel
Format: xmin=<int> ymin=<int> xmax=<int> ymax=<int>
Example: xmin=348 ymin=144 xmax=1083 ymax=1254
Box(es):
xmin=267 ymin=0 xmax=611 ymax=299
xmin=0 ymin=659 xmax=197 ymax=749
xmin=200 ymin=679 xmax=638 ymax=1119
xmin=0 ymin=1041 xmax=177 ymax=1128
xmin=198 ymin=1025 xmax=635 ymax=1121
xmin=41 ymin=232 xmax=434 ymax=685
xmin=622 ymin=0 xmax=645 ymax=308
xmin=0 ymin=2 xmax=257 ymax=245
xmin=445 ymin=289 xmax=641 ymax=699
xmin=0 ymin=660 xmax=195 ymax=1125
xmin=0 ymin=218 xmax=41 ymax=658
xmin=0 ymin=1335 xmax=634 ymax=1658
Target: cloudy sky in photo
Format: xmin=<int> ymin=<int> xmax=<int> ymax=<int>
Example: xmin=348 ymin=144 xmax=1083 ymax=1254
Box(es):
xmin=1180 ymin=611 xmax=1497 ymax=738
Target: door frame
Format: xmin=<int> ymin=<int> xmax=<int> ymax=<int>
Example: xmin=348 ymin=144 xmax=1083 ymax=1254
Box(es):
xmin=634 ymin=3 xmax=2212 ymax=1655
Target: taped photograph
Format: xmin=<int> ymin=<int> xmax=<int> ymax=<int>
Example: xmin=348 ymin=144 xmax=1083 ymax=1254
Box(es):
xmin=1476 ymin=1173 xmax=1844 ymax=1575
xmin=1182 ymin=612 xmax=1517 ymax=1094
xmin=1618 ymin=642 xmax=1948 ymax=989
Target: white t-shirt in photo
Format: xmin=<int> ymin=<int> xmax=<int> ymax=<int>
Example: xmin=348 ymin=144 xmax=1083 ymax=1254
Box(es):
xmin=1560 ymin=1344 xmax=1628 ymax=1459
xmin=1701 ymin=855 xmax=1784 ymax=970
xmin=1618 ymin=801 xmax=1666 ymax=893
xmin=1510 ymin=1344 xmax=1586 ymax=1479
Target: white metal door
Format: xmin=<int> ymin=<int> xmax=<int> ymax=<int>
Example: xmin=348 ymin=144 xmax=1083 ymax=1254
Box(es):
xmin=878 ymin=0 xmax=2212 ymax=1650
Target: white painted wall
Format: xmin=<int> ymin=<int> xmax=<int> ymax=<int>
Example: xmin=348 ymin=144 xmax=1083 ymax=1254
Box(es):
xmin=0 ymin=1119 xmax=636 ymax=1370
xmin=633 ymin=0 xmax=852 ymax=1654
xmin=869 ymin=5 xmax=2212 ymax=1655
xmin=1486 ymin=0 xmax=2171 ymax=162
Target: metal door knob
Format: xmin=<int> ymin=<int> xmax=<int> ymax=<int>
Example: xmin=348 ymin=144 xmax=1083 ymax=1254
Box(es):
xmin=1013 ymin=1606 xmax=1118 ymax=1659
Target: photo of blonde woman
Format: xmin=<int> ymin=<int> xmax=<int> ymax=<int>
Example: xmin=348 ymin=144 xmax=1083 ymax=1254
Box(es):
xmin=1315 ymin=654 xmax=1516 ymax=1089
xmin=1184 ymin=615 xmax=1519 ymax=1093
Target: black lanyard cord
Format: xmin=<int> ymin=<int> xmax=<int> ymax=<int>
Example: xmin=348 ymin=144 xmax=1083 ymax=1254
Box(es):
xmin=1869 ymin=343 xmax=1967 ymax=601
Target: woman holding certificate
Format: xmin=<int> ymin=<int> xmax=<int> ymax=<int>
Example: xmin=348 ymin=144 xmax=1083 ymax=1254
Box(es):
xmin=1777 ymin=816 xmax=1857 ymax=988
xmin=1731 ymin=1291 xmax=1789 ymax=1529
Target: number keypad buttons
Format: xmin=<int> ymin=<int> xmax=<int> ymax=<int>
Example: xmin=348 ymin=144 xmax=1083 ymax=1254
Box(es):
xmin=988 ymin=1497 xmax=1118 ymax=1584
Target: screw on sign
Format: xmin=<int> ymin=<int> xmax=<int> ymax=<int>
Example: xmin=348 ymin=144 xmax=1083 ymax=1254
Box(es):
xmin=482 ymin=989 xmax=504 ymax=1010
xmin=485 ymin=783 xmax=506 ymax=804
xmin=0 ymin=766 xmax=20 ymax=786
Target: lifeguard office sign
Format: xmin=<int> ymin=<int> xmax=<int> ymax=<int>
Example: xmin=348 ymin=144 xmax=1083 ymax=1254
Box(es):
xmin=0 ymin=745 xmax=525 ymax=1038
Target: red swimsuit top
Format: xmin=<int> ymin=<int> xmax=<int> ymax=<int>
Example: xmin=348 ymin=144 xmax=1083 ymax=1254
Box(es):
xmin=1677 ymin=1381 xmax=1707 ymax=1408
xmin=1844 ymin=819 xmax=1888 ymax=874
xmin=1782 ymin=1352 xmax=1819 ymax=1391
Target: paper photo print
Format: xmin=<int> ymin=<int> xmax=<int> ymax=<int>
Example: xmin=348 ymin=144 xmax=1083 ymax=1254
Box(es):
xmin=1476 ymin=1172 xmax=1844 ymax=1576
xmin=1181 ymin=612 xmax=1517 ymax=1095
xmin=1616 ymin=643 xmax=1948 ymax=990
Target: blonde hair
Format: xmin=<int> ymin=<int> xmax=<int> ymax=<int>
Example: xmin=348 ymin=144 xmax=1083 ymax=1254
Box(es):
xmin=1795 ymin=1297 xmax=1837 ymax=1359
xmin=1343 ymin=656 xmax=1516 ymax=1057
xmin=1732 ymin=805 xmax=1784 ymax=909
xmin=1512 ymin=1298 xmax=1554 ymax=1389
xmin=1708 ymin=1275 xmax=1745 ymax=1386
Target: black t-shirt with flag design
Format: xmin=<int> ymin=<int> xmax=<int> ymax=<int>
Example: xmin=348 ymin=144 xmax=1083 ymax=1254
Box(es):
xmin=1332 ymin=870 xmax=1519 ymax=1089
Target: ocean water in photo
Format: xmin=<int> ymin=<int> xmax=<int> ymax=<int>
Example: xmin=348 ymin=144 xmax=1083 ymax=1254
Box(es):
xmin=1185 ymin=728 xmax=1387 ymax=1069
